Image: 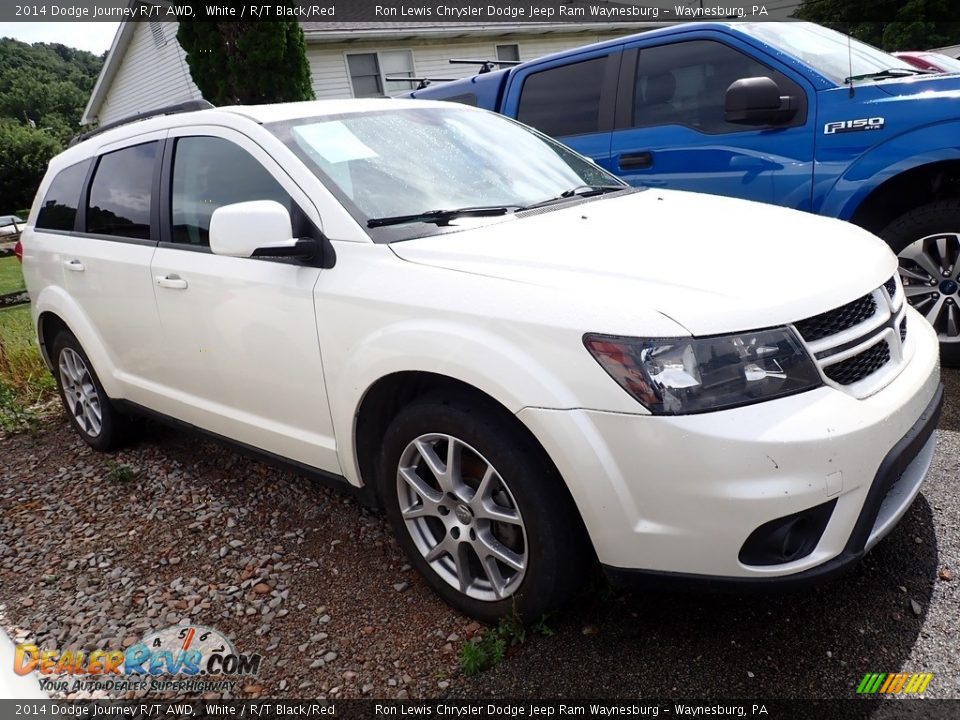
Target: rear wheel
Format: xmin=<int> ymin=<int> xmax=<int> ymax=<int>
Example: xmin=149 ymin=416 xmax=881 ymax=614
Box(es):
xmin=52 ymin=330 xmax=133 ymax=451
xmin=881 ymin=200 xmax=960 ymax=367
xmin=378 ymin=395 xmax=589 ymax=623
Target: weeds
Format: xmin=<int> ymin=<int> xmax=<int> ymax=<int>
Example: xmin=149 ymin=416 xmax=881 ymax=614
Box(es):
xmin=104 ymin=462 xmax=136 ymax=483
xmin=459 ymin=612 xmax=555 ymax=676
xmin=0 ymin=305 xmax=55 ymax=434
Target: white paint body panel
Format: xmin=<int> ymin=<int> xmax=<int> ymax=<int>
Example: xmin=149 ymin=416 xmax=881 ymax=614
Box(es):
xmin=21 ymin=100 xmax=941 ymax=581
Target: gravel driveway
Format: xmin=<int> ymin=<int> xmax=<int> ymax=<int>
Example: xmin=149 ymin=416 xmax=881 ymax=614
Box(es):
xmin=1 ymin=370 xmax=957 ymax=700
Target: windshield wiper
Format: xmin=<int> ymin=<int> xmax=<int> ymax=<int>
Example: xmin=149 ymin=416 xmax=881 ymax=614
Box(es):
xmin=844 ymin=68 xmax=931 ymax=83
xmin=367 ymin=205 xmax=520 ymax=228
xmin=523 ymin=184 xmax=629 ymax=211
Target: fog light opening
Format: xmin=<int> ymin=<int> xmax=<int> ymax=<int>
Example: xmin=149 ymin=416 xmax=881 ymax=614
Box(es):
xmin=739 ymin=499 xmax=837 ymax=567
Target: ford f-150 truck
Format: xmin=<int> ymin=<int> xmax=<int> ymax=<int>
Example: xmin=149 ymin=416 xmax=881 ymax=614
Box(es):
xmin=408 ymin=21 xmax=960 ymax=363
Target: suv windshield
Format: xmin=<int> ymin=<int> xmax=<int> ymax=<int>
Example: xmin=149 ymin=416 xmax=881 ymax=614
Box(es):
xmin=741 ymin=22 xmax=920 ymax=85
xmin=268 ymin=107 xmax=625 ymax=241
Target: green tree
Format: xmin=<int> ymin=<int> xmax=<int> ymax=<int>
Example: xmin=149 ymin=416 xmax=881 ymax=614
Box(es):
xmin=177 ymin=9 xmax=314 ymax=105
xmin=0 ymin=39 xmax=102 ymax=137
xmin=793 ymin=0 xmax=960 ymax=50
xmin=0 ymin=121 xmax=62 ymax=210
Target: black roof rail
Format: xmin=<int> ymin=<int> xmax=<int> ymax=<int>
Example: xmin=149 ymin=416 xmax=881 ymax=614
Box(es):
xmin=448 ymin=59 xmax=523 ymax=74
xmin=69 ymin=99 xmax=215 ymax=147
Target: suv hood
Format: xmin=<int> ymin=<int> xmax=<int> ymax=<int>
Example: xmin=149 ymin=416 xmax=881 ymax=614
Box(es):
xmin=390 ymin=190 xmax=897 ymax=336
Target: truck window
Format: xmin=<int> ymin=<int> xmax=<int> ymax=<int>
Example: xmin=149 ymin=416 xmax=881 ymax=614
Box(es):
xmin=517 ymin=56 xmax=608 ymax=138
xmin=632 ymin=41 xmax=802 ymax=134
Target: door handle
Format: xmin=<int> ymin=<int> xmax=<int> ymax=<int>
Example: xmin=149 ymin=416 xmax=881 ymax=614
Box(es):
xmin=619 ymin=152 xmax=653 ymax=170
xmin=63 ymin=259 xmax=85 ymax=272
xmin=156 ymin=274 xmax=188 ymax=290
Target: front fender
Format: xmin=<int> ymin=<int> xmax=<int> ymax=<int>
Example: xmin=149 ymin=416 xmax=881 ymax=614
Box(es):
xmin=817 ymin=120 xmax=960 ymax=221
xmin=328 ymin=319 xmax=632 ymax=486
xmin=33 ymin=284 xmax=124 ymax=399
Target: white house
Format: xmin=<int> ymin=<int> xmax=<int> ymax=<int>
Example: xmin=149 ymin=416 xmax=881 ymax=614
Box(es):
xmin=81 ymin=20 xmax=658 ymax=126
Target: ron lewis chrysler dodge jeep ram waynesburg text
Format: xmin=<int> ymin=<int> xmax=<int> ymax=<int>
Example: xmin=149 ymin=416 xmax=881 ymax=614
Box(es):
xmin=20 ymin=99 xmax=942 ymax=621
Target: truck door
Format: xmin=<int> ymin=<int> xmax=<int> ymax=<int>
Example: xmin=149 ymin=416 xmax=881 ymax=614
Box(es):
xmin=500 ymin=47 xmax=621 ymax=171
xmin=609 ymin=34 xmax=816 ymax=210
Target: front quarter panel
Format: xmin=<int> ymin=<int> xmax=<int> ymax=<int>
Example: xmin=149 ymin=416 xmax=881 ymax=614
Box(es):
xmin=316 ymin=242 xmax=688 ymax=487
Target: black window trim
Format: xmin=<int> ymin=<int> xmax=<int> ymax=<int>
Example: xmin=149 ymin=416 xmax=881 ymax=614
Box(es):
xmin=74 ymin=139 xmax=164 ymax=246
xmin=515 ymin=49 xmax=622 ymax=139
xmin=613 ymin=38 xmax=809 ymax=134
xmin=34 ymin=157 xmax=94 ymax=234
xmin=157 ymin=132 xmax=328 ymax=266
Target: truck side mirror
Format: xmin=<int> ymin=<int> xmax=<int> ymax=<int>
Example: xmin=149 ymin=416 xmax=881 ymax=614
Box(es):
xmin=724 ymin=77 xmax=798 ymax=126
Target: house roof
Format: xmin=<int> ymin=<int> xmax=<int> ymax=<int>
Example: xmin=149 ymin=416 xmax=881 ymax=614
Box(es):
xmin=82 ymin=18 xmax=655 ymax=124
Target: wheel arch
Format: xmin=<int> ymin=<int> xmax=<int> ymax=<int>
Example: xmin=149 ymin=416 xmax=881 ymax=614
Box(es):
xmin=849 ymin=159 xmax=960 ymax=235
xmin=32 ymin=285 xmax=123 ymax=398
xmin=352 ymin=371 xmax=588 ymax=537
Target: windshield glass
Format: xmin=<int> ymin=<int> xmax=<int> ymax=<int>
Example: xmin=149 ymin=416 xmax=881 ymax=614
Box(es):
xmin=268 ymin=107 xmax=624 ymax=241
xmin=0 ymin=216 xmax=20 ymax=226
xmin=741 ymin=22 xmax=919 ymax=84
xmin=924 ymin=53 xmax=960 ymax=73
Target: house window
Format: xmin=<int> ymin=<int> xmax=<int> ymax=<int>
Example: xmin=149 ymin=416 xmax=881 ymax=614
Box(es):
xmin=496 ymin=44 xmax=521 ymax=63
xmin=347 ymin=51 xmax=415 ymax=97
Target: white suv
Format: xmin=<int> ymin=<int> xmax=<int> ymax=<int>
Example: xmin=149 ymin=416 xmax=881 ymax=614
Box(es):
xmin=21 ymin=99 xmax=942 ymax=621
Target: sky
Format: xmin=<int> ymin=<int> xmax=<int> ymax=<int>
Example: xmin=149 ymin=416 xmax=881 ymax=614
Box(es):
xmin=0 ymin=22 xmax=120 ymax=54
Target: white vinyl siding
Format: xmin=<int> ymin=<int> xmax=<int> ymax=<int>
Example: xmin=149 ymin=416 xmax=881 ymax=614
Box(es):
xmin=308 ymin=31 xmax=632 ymax=100
xmin=97 ymin=22 xmax=201 ymax=126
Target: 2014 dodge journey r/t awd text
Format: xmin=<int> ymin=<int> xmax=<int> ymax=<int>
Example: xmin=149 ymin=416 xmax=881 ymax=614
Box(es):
xmin=20 ymin=99 xmax=942 ymax=622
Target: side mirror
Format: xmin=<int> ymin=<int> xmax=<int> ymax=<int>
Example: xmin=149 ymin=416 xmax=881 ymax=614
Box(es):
xmin=209 ymin=200 xmax=315 ymax=259
xmin=724 ymin=77 xmax=798 ymax=126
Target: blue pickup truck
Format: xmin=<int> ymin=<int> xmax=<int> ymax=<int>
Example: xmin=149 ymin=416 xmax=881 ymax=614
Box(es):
xmin=408 ymin=21 xmax=960 ymax=363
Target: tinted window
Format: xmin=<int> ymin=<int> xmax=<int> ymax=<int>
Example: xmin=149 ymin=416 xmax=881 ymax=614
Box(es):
xmin=517 ymin=56 xmax=607 ymax=138
xmin=36 ymin=159 xmax=91 ymax=232
xmin=170 ymin=136 xmax=291 ymax=247
xmin=86 ymin=143 xmax=157 ymax=239
xmin=632 ymin=41 xmax=802 ymax=134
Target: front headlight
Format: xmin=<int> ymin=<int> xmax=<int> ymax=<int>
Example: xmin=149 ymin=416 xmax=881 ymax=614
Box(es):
xmin=583 ymin=328 xmax=822 ymax=415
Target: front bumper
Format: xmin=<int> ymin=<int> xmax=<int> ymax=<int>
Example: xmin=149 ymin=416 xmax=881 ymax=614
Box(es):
xmin=517 ymin=312 xmax=942 ymax=583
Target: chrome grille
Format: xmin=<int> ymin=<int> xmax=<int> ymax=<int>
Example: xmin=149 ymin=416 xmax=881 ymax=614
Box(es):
xmin=824 ymin=341 xmax=890 ymax=385
xmin=795 ymin=293 xmax=877 ymax=342
xmin=792 ymin=277 xmax=908 ymax=398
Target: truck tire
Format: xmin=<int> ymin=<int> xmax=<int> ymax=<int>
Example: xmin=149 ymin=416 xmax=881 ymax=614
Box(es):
xmin=880 ymin=200 xmax=960 ymax=367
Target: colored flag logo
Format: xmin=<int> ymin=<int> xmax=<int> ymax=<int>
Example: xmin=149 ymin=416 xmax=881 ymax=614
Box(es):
xmin=857 ymin=673 xmax=933 ymax=695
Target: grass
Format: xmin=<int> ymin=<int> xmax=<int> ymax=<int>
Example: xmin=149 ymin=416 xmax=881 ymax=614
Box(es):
xmin=0 ymin=304 xmax=55 ymax=433
xmin=459 ymin=613 xmax=555 ymax=676
xmin=103 ymin=462 xmax=136 ymax=483
xmin=0 ymin=256 xmax=25 ymax=296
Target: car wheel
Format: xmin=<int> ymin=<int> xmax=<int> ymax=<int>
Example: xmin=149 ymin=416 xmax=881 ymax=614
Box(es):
xmin=881 ymin=200 xmax=960 ymax=367
xmin=52 ymin=330 xmax=132 ymax=451
xmin=379 ymin=395 xmax=589 ymax=623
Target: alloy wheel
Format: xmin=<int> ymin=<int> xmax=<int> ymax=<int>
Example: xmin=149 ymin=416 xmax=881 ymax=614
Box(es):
xmin=898 ymin=232 xmax=960 ymax=342
xmin=58 ymin=347 xmax=103 ymax=437
xmin=396 ymin=433 xmax=528 ymax=602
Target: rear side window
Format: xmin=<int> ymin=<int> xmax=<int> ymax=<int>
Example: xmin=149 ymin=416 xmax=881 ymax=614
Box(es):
xmin=86 ymin=142 xmax=158 ymax=240
xmin=36 ymin=159 xmax=91 ymax=231
xmin=170 ymin=136 xmax=291 ymax=247
xmin=517 ymin=56 xmax=607 ymax=138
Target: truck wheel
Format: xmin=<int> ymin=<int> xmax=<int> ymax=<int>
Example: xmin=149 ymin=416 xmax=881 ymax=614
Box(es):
xmin=52 ymin=330 xmax=133 ymax=451
xmin=880 ymin=200 xmax=960 ymax=367
xmin=378 ymin=395 xmax=590 ymax=623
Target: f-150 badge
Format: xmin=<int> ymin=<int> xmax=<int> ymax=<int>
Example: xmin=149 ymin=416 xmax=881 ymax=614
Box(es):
xmin=824 ymin=117 xmax=885 ymax=135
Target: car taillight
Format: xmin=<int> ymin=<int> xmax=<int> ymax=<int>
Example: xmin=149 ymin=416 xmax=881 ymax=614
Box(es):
xmin=14 ymin=239 xmax=23 ymax=263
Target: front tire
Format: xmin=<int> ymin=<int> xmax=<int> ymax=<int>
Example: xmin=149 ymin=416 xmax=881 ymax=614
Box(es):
xmin=881 ymin=200 xmax=960 ymax=367
xmin=51 ymin=330 xmax=132 ymax=451
xmin=378 ymin=395 xmax=589 ymax=623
